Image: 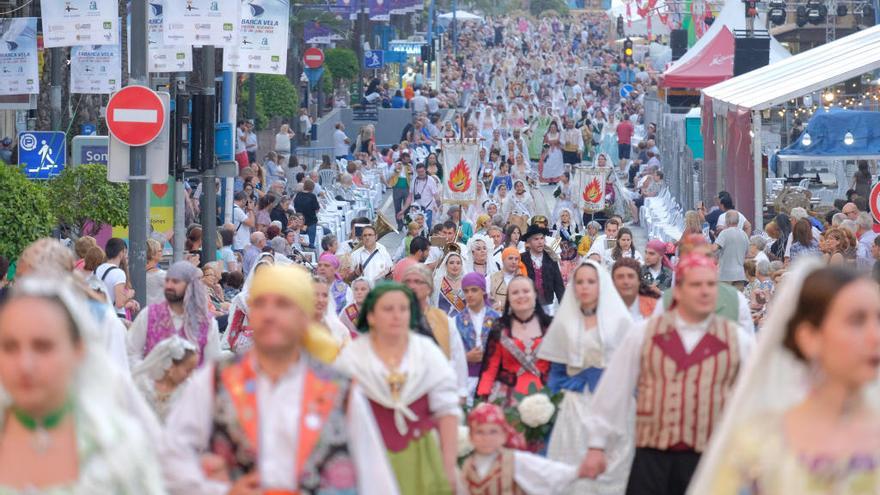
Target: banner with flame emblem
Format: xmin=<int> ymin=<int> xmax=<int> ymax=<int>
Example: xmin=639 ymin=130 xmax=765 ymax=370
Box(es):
xmin=441 ymin=141 xmax=481 ymax=204
xmin=574 ymin=166 xmax=610 ymax=213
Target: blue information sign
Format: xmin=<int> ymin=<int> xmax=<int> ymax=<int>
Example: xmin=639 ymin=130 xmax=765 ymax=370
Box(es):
xmin=364 ymin=50 xmax=384 ymax=69
xmin=620 ymin=84 xmax=634 ymax=99
xmin=18 ymin=131 xmax=66 ymax=179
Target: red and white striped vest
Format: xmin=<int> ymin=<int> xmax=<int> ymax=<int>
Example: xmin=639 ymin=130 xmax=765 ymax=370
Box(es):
xmin=461 ymin=449 xmax=525 ymax=495
xmin=635 ymin=312 xmax=741 ymax=453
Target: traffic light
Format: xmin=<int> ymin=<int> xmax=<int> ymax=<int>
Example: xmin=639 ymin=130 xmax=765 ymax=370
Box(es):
xmin=744 ymin=0 xmax=758 ymax=18
xmin=617 ymin=15 xmax=625 ymax=37
xmin=623 ymin=38 xmax=634 ymax=64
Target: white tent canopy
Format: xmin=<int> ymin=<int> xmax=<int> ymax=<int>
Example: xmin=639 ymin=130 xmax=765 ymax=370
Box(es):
xmin=704 ymin=24 xmax=880 ymax=113
xmin=438 ymin=11 xmax=483 ymax=20
xmin=666 ymin=0 xmax=789 ymax=73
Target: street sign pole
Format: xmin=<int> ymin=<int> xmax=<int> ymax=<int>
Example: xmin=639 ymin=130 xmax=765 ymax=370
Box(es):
xmin=172 ymin=72 xmax=189 ymax=263
xmin=129 ymin=0 xmax=149 ymax=307
xmin=200 ymin=46 xmax=218 ymax=264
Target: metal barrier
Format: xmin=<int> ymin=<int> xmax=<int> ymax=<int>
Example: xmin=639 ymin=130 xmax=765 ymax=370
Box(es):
xmin=658 ymin=112 xmax=698 ymax=212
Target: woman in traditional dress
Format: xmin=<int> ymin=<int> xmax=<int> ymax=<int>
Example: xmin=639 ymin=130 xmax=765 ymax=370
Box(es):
xmin=132 ymin=336 xmax=199 ymax=422
xmin=490 ymin=162 xmax=514 ymax=195
xmin=511 ymin=153 xmax=531 ymax=182
xmin=476 ymin=276 xmax=552 ymax=404
xmin=540 ymin=120 xmax=565 ymax=183
xmin=554 ymin=207 xmax=582 ymax=284
xmin=468 ymin=234 xmax=498 ymax=277
xmin=538 ymin=261 xmax=635 ymax=494
xmin=690 ymin=261 xmax=880 ymax=494
xmin=223 ymin=253 xmax=274 ymax=355
xmin=313 ymin=276 xmax=353 ymax=346
xmin=340 ymin=278 xmax=372 ymax=336
xmin=431 ymin=252 xmax=466 ymax=318
xmin=502 ymin=179 xmax=537 ymax=221
xmin=336 ymin=283 xmax=460 ymax=495
xmin=528 ymin=108 xmax=553 ymax=162
xmin=611 ymin=227 xmax=644 ymax=264
xmin=0 ymin=276 xmax=166 ymax=494
xmin=551 ymin=171 xmax=575 ymax=222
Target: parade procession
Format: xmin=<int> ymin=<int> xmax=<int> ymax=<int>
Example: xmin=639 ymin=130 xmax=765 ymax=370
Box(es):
xmin=1 ymin=0 xmax=880 ymax=493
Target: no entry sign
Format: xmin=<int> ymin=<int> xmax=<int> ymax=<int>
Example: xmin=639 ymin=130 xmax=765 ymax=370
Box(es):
xmin=106 ymin=86 xmax=166 ymax=147
xmin=303 ymin=47 xmax=325 ymax=69
xmin=870 ymin=182 xmax=880 ymax=224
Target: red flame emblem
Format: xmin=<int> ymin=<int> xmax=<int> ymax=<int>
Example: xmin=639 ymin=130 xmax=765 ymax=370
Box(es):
xmin=447 ymin=158 xmax=472 ymax=193
xmin=583 ymin=178 xmax=602 ymax=203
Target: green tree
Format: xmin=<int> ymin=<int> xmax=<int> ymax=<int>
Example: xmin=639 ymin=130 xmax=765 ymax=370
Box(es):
xmin=324 ymin=48 xmax=359 ymax=84
xmin=46 ymin=163 xmax=129 ymax=238
xmin=239 ymin=74 xmax=300 ymax=130
xmin=529 ymin=0 xmax=569 ymax=16
xmin=0 ymin=165 xmax=54 ymax=261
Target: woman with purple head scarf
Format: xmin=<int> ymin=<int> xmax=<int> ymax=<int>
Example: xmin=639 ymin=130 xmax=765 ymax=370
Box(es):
xmin=317 ymin=252 xmax=353 ymax=314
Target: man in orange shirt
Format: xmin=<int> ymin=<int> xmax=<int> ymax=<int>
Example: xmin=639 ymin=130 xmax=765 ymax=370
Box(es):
xmin=392 ymin=236 xmax=430 ymax=282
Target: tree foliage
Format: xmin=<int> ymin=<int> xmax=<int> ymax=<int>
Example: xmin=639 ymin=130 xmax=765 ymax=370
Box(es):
xmin=46 ymin=163 xmax=129 ymax=238
xmin=529 ymin=0 xmax=569 ymax=17
xmin=0 ymin=165 xmax=54 ymax=260
xmin=324 ymin=48 xmax=359 ymax=83
xmin=239 ymin=74 xmax=300 ymax=130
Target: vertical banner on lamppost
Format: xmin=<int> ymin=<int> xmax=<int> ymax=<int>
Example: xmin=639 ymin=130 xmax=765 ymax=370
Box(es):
xmin=441 ymin=140 xmax=481 ymax=204
xmin=223 ymin=0 xmax=290 ymax=74
xmin=42 ymin=0 xmax=118 ymax=47
xmin=148 ymin=2 xmax=192 ymax=72
xmin=369 ymin=0 xmax=390 ymax=21
xmin=163 ymin=0 xmax=240 ymax=46
xmin=0 ymin=18 xmax=39 ymax=96
xmin=70 ymin=43 xmax=122 ymax=94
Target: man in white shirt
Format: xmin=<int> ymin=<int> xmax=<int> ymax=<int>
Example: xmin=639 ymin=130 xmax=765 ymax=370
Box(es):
xmin=580 ymin=254 xmax=754 ymax=495
xmin=245 ymin=121 xmax=258 ymax=163
xmin=713 ymin=210 xmax=749 ymax=288
xmin=95 ymin=237 xmax=134 ymax=318
xmin=350 ymin=225 xmax=394 ymax=284
xmin=404 ymin=162 xmax=440 ymax=227
xmin=231 ymin=192 xmax=255 ymax=251
xmin=411 ymin=90 xmax=428 ymax=114
xmin=333 ymin=122 xmax=350 ymax=160
xmin=585 ymin=218 xmax=621 ymax=268
xmin=161 ymin=264 xmax=397 ymax=495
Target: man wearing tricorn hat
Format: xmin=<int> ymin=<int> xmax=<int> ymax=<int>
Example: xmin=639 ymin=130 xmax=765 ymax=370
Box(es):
xmin=520 ymin=224 xmax=566 ymax=314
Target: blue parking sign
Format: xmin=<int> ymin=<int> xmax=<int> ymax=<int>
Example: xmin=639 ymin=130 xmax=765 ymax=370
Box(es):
xmin=364 ymin=50 xmax=384 ymax=69
xmin=19 ymin=131 xmax=66 ymax=179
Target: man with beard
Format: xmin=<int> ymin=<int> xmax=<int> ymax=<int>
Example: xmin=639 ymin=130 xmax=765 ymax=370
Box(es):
xmin=127 ymin=261 xmax=222 ymax=368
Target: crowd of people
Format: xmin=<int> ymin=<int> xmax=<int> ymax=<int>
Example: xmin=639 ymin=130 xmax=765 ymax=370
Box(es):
xmin=0 ymin=11 xmax=879 ymax=495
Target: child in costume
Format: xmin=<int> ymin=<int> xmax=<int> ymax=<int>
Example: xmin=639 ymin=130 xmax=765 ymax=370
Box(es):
xmin=460 ymin=403 xmax=580 ymax=494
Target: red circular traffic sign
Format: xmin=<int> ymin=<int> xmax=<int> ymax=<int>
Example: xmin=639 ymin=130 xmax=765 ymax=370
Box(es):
xmin=106 ymin=86 xmax=165 ymax=147
xmin=303 ymin=47 xmax=325 ymax=69
xmin=870 ymin=182 xmax=880 ymax=224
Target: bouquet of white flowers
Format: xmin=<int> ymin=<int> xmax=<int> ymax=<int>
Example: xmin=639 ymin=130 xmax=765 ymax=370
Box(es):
xmin=517 ymin=393 xmax=556 ymax=428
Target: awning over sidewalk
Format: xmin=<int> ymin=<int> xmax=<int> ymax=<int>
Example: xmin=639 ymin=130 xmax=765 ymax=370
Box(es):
xmin=703 ymin=25 xmax=880 ymax=113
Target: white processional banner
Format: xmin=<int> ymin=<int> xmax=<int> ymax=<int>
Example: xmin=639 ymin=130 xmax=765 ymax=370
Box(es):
xmin=0 ymin=18 xmax=39 ymax=96
xmin=573 ymin=166 xmax=610 ymax=213
xmin=441 ymin=140 xmax=481 ymax=204
xmin=163 ymin=0 xmax=240 ymax=47
xmin=42 ymin=0 xmax=118 ymax=47
xmin=148 ymin=1 xmax=192 ymax=72
xmin=70 ymin=43 xmax=121 ymax=94
xmin=223 ymin=0 xmax=290 ymax=75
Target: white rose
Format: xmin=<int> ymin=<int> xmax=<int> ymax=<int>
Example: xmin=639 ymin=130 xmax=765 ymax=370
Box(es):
xmin=517 ymin=394 xmax=555 ymax=428
xmin=458 ymin=425 xmax=473 ymax=457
